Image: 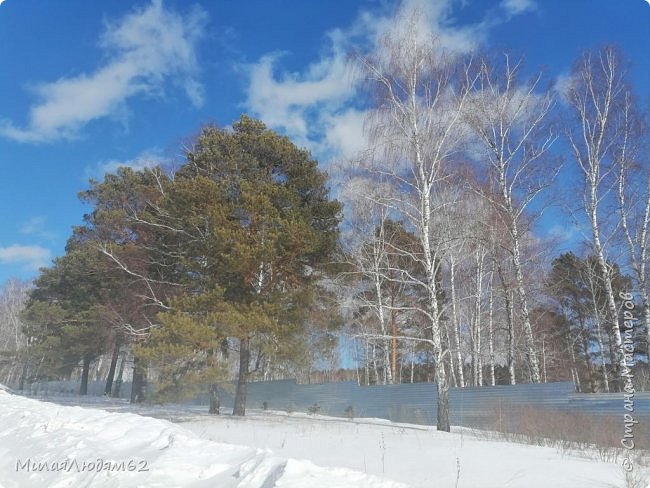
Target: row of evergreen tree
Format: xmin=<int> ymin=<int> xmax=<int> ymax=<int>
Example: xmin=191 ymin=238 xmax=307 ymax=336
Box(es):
xmin=16 ymin=117 xmax=341 ymax=415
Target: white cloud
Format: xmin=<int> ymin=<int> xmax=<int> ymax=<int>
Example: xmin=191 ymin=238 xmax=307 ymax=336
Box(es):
xmin=553 ymin=72 xmax=575 ymax=104
xmin=0 ymin=245 xmax=52 ymax=271
xmin=87 ymin=150 xmax=168 ymax=179
xmin=19 ymin=216 xmax=56 ymax=240
xmin=244 ymin=0 xmax=534 ymax=167
xmin=245 ymin=32 xmax=355 ymax=151
xmin=322 ymin=109 xmax=368 ymax=161
xmin=386 ymin=0 xmax=489 ymax=54
xmin=243 ymin=16 xmax=365 ymax=162
xmin=501 ymin=0 xmax=537 ymax=16
xmin=0 ymin=0 xmax=207 ymax=143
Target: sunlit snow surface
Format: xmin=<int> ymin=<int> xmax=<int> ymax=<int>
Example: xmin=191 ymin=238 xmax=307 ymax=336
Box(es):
xmin=0 ymin=391 xmax=407 ymax=488
xmin=0 ymin=390 xmax=646 ymax=487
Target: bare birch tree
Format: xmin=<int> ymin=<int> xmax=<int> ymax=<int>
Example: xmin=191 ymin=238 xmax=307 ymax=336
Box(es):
xmin=566 ymin=47 xmax=631 ymax=388
xmin=615 ymin=92 xmax=650 ymax=360
xmin=341 ymin=183 xmax=395 ymax=385
xmin=496 ymin=256 xmax=517 ymax=384
xmin=463 ymin=54 xmax=558 ymax=383
xmin=582 ymin=256 xmax=612 ymax=391
xmin=0 ymin=279 xmax=31 ymax=386
xmin=355 ymin=14 xmax=476 ymax=431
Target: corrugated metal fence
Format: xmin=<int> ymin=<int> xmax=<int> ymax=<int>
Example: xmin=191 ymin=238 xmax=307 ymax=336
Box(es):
xmin=202 ymin=380 xmax=570 ymax=426
xmin=211 ymin=380 xmax=580 ymax=427
xmin=26 ymin=379 xmax=650 ymax=430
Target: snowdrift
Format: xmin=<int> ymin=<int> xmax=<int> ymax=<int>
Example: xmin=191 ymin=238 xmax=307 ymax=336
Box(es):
xmin=0 ymin=390 xmax=409 ymax=488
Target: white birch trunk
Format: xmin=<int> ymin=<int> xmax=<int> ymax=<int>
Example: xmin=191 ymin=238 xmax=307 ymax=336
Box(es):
xmin=589 ymin=188 xmax=625 ymax=386
xmin=507 ymin=290 xmax=516 ymax=386
xmin=450 ymin=257 xmax=465 ymax=387
xmin=541 ymin=336 xmax=547 ymax=383
xmin=509 ymin=218 xmax=541 ymax=382
xmin=445 ymin=320 xmax=458 ymax=388
xmin=474 ymin=250 xmax=485 ymax=386
xmin=488 ymin=284 xmax=496 ymax=386
xmin=373 ymin=265 xmax=392 ymax=385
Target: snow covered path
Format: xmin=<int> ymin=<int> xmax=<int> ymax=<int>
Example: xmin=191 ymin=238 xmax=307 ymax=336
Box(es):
xmin=0 ymin=390 xmax=408 ymax=488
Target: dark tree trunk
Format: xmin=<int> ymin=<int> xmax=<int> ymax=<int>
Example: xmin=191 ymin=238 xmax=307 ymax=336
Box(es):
xmin=233 ymin=337 xmax=250 ymax=416
xmin=104 ymin=342 xmax=120 ymax=396
xmin=112 ymin=351 xmax=126 ymax=398
xmin=79 ymin=355 xmax=91 ymax=395
xmin=130 ymin=356 xmax=146 ymax=403
xmin=18 ymin=362 xmax=28 ymax=391
xmin=436 ymin=374 xmax=450 ymax=432
xmin=581 ymin=334 xmax=596 ymax=393
xmin=208 ymin=384 xmax=220 ymax=414
xmin=606 ymin=328 xmax=621 ymax=392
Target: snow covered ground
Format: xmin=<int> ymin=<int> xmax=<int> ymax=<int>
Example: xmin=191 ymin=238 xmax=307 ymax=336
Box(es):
xmin=181 ymin=412 xmax=643 ymax=488
xmin=0 ymin=390 xmax=407 ymax=488
xmin=1 ymin=390 xmax=647 ymax=487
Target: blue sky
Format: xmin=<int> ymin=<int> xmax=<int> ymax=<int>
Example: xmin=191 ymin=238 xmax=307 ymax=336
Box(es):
xmin=0 ymin=0 xmax=649 ymax=284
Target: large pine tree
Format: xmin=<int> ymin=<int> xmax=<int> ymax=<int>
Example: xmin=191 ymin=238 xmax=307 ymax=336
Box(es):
xmin=157 ymin=116 xmax=341 ymax=415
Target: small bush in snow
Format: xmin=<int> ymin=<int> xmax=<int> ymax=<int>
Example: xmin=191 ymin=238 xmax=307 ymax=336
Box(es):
xmin=344 ymin=405 xmax=354 ymax=420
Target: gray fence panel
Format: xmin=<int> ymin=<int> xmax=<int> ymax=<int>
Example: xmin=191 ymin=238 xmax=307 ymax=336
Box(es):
xmin=25 ymin=379 xmax=649 ymax=436
xmin=22 ymin=380 xmax=132 ymax=399
xmin=212 ymin=380 xmax=577 ymax=428
xmin=566 ymin=392 xmax=650 ymax=416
